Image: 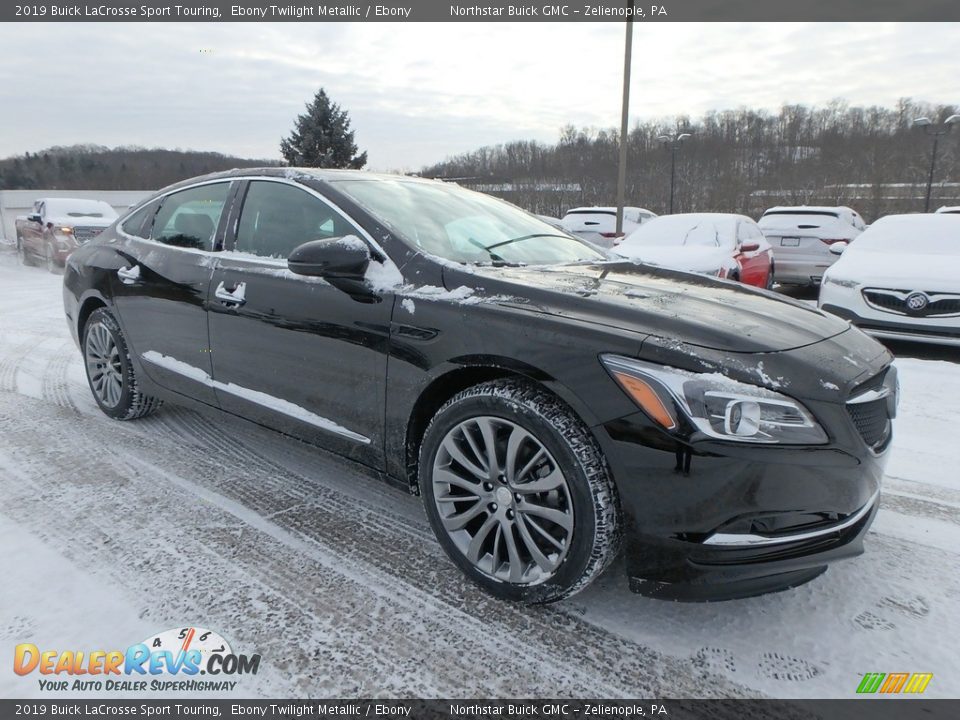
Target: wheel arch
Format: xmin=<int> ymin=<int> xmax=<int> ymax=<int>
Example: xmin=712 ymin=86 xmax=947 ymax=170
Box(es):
xmin=402 ymin=356 xmax=603 ymax=492
xmin=76 ymin=293 xmax=109 ymax=340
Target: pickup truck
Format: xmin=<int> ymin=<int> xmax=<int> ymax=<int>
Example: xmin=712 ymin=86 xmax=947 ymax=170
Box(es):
xmin=17 ymin=198 xmax=119 ymax=272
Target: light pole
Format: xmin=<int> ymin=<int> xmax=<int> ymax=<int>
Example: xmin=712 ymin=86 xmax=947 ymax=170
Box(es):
xmin=615 ymin=0 xmax=635 ymax=236
xmin=913 ymin=115 xmax=960 ymax=212
xmin=657 ymin=132 xmax=692 ymax=214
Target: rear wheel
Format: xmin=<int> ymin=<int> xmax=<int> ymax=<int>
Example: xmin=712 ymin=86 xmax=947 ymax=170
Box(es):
xmin=419 ymin=379 xmax=620 ymax=604
xmin=83 ymin=308 xmax=162 ymax=420
xmin=17 ymin=238 xmax=36 ymax=266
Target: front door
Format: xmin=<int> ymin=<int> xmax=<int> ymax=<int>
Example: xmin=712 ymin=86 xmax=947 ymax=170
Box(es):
xmin=110 ymin=181 xmax=235 ymax=406
xmin=207 ymin=178 xmax=392 ymax=468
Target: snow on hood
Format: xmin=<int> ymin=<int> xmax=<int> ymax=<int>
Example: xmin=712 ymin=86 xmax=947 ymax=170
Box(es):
xmin=46 ymin=215 xmax=115 ymax=228
xmin=827 ymin=215 xmax=960 ymax=289
xmin=615 ymin=245 xmax=734 ymax=274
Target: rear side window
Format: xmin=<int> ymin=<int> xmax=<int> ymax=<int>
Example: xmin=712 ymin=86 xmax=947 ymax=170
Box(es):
xmin=234 ymin=181 xmax=361 ymax=259
xmin=120 ymin=200 xmax=160 ymax=239
xmin=152 ymin=183 xmax=231 ymax=251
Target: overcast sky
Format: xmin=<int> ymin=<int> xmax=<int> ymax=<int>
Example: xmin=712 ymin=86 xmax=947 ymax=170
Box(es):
xmin=0 ymin=22 xmax=957 ymax=170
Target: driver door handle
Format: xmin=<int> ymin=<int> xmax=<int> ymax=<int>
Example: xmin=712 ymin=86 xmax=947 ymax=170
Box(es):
xmin=215 ymin=281 xmax=246 ymax=306
xmin=117 ymin=265 xmax=141 ymax=284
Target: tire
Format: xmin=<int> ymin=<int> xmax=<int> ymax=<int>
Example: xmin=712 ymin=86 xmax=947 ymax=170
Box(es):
xmin=419 ymin=378 xmax=621 ymax=604
xmin=82 ymin=308 xmax=162 ymax=420
xmin=17 ymin=238 xmax=36 ymax=266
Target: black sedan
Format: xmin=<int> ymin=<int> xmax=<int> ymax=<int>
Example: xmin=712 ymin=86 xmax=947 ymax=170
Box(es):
xmin=63 ymin=169 xmax=897 ymax=603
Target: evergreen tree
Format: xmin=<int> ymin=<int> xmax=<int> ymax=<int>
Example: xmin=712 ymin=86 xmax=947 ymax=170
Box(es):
xmin=280 ymin=89 xmax=367 ymax=169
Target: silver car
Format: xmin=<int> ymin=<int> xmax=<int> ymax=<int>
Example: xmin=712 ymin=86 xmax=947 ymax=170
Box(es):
xmin=758 ymin=205 xmax=865 ymax=286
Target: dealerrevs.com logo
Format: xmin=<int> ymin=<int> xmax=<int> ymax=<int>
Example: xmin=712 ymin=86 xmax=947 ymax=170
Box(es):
xmin=13 ymin=627 xmax=261 ymax=693
xmin=856 ymin=672 xmax=933 ymax=694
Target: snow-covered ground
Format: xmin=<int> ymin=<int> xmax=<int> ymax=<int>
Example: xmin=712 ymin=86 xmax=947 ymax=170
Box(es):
xmin=0 ymin=249 xmax=957 ymax=699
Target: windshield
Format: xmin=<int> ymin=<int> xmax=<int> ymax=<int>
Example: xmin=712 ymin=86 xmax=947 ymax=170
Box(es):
xmin=619 ymin=215 xmax=735 ymax=249
xmin=332 ymin=178 xmax=604 ymax=266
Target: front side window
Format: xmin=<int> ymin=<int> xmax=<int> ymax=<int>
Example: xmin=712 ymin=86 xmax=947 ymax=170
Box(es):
xmin=235 ymin=181 xmax=361 ymax=259
xmin=152 ymin=183 xmax=231 ymax=251
xmin=121 ymin=200 xmax=160 ymax=239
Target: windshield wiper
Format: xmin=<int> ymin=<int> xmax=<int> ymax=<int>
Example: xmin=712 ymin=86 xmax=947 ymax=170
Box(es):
xmin=484 ymin=233 xmax=572 ymax=252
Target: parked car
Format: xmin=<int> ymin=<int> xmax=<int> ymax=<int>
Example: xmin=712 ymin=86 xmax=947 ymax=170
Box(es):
xmin=64 ymin=169 xmax=896 ymax=603
xmin=534 ymin=214 xmax=566 ymax=231
xmin=614 ymin=213 xmax=774 ymax=289
xmin=935 ymin=206 xmax=960 ymax=215
xmin=758 ymin=206 xmax=866 ymax=286
xmin=561 ymin=206 xmax=657 ymax=248
xmin=819 ymin=213 xmax=960 ymax=347
xmin=17 ymin=198 xmax=118 ymax=271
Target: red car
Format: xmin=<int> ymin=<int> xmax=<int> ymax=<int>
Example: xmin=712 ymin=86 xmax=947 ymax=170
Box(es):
xmin=16 ymin=198 xmax=118 ymax=272
xmin=614 ymin=212 xmax=775 ymax=288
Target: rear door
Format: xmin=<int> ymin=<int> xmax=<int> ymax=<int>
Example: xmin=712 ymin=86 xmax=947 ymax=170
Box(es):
xmin=110 ymin=181 xmax=236 ymax=406
xmin=206 ymin=178 xmax=392 ymax=468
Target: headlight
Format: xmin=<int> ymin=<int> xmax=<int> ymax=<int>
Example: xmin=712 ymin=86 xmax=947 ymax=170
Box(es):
xmin=823 ymin=274 xmax=858 ymax=289
xmin=601 ymin=355 xmax=828 ymax=445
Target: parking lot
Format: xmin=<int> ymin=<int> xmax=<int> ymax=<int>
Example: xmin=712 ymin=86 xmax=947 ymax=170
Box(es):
xmin=0 ymin=249 xmax=957 ymax=699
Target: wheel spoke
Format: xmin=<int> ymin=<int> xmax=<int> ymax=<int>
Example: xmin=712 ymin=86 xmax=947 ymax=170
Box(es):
xmin=519 ymin=503 xmax=573 ymax=533
xmin=441 ymin=436 xmax=487 ymax=481
xmin=523 ymin=514 xmax=566 ymax=551
xmin=466 ymin=515 xmax=499 ymax=563
xmin=441 ymin=499 xmax=486 ymax=531
xmin=474 ymin=418 xmax=500 ymax=476
xmin=516 ymin=514 xmax=558 ymax=572
xmin=461 ymin=424 xmax=489 ymax=474
xmin=515 ymin=467 xmax=565 ymax=494
xmin=515 ymin=448 xmax=547 ymax=484
xmin=434 ymin=467 xmax=483 ymax=495
xmin=501 ymin=524 xmax=523 ymax=582
xmin=504 ymin=424 xmax=532 ymax=484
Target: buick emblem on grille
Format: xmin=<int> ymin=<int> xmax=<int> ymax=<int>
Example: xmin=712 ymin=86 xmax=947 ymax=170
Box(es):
xmin=905 ymin=292 xmax=929 ymax=311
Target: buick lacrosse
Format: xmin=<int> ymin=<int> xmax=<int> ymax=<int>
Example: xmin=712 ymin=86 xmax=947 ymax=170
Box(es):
xmin=64 ymin=169 xmax=896 ymax=603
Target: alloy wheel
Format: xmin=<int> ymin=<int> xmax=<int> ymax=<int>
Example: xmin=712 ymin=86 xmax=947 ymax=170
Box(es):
xmin=85 ymin=321 xmax=124 ymax=408
xmin=431 ymin=416 xmax=574 ymax=585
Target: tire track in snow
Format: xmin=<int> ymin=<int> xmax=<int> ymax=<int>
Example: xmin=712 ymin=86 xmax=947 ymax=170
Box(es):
xmin=0 ymin=393 xmax=749 ymax=698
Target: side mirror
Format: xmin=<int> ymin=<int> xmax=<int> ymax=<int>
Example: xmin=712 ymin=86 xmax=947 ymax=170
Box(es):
xmin=28 ymin=213 xmax=41 ymax=224
xmin=829 ymin=241 xmax=848 ymax=256
xmin=288 ymin=235 xmax=370 ymax=279
xmin=740 ymin=242 xmax=760 ymax=253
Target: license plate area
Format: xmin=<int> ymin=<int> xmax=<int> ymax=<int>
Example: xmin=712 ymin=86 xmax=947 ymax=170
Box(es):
xmin=780 ymin=237 xmax=801 ymax=247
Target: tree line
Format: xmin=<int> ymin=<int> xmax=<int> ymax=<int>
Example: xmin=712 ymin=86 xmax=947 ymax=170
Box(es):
xmin=0 ymin=144 xmax=278 ymax=191
xmin=421 ymin=99 xmax=960 ymax=222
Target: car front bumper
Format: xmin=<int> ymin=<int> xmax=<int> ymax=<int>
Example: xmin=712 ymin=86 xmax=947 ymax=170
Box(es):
xmin=592 ymin=409 xmax=889 ymax=601
xmin=820 ymin=282 xmax=960 ymax=347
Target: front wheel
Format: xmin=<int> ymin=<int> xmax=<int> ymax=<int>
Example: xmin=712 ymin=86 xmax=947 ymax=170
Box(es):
xmin=419 ymin=379 xmax=621 ymax=604
xmin=82 ymin=308 xmax=162 ymax=420
xmin=44 ymin=243 xmax=59 ymax=273
xmin=17 ymin=238 xmax=36 ymax=266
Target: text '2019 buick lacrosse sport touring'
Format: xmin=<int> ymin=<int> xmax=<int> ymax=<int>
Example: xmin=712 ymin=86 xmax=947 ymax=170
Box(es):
xmin=63 ymin=169 xmax=898 ymax=603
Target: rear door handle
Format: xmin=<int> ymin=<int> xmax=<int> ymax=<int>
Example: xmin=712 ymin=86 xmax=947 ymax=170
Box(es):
xmin=215 ymin=281 xmax=246 ymax=306
xmin=117 ymin=265 xmax=140 ymax=284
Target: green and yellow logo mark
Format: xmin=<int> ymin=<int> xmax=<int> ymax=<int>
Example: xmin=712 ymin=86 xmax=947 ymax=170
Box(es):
xmin=857 ymin=672 xmax=933 ymax=694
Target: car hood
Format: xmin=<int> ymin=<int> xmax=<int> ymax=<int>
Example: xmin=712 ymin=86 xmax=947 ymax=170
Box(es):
xmin=830 ymin=250 xmax=960 ymax=292
xmin=615 ymin=246 xmax=734 ymax=274
xmin=456 ymin=261 xmax=850 ymax=353
xmin=47 ymin=215 xmax=115 ymax=228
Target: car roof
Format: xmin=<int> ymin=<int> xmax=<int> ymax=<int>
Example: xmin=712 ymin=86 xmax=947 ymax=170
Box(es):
xmin=935 ymin=206 xmax=960 ymax=214
xmin=152 ymin=167 xmax=444 ymax=196
xmin=564 ymin=206 xmax=655 ymax=214
xmin=761 ymin=205 xmax=855 ymax=215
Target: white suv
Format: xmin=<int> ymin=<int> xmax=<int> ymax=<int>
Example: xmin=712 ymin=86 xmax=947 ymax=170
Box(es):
xmin=561 ymin=206 xmax=657 ymax=248
xmin=758 ymin=206 xmax=865 ymax=286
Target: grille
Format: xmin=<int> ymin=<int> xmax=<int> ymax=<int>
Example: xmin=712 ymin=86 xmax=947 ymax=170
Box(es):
xmin=846 ymin=398 xmax=889 ymax=447
xmin=862 ymin=288 xmax=960 ymax=318
xmin=73 ymin=226 xmax=105 ymax=243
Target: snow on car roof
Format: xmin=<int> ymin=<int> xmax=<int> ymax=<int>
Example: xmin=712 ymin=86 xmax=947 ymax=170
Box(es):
xmin=619 ymin=213 xmax=742 ymax=249
xmin=935 ymin=206 xmax=960 ymax=214
xmin=761 ymin=205 xmax=854 ymax=215
xmin=851 ymin=213 xmax=960 ymax=253
xmin=564 ymin=207 xmax=655 ymax=215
